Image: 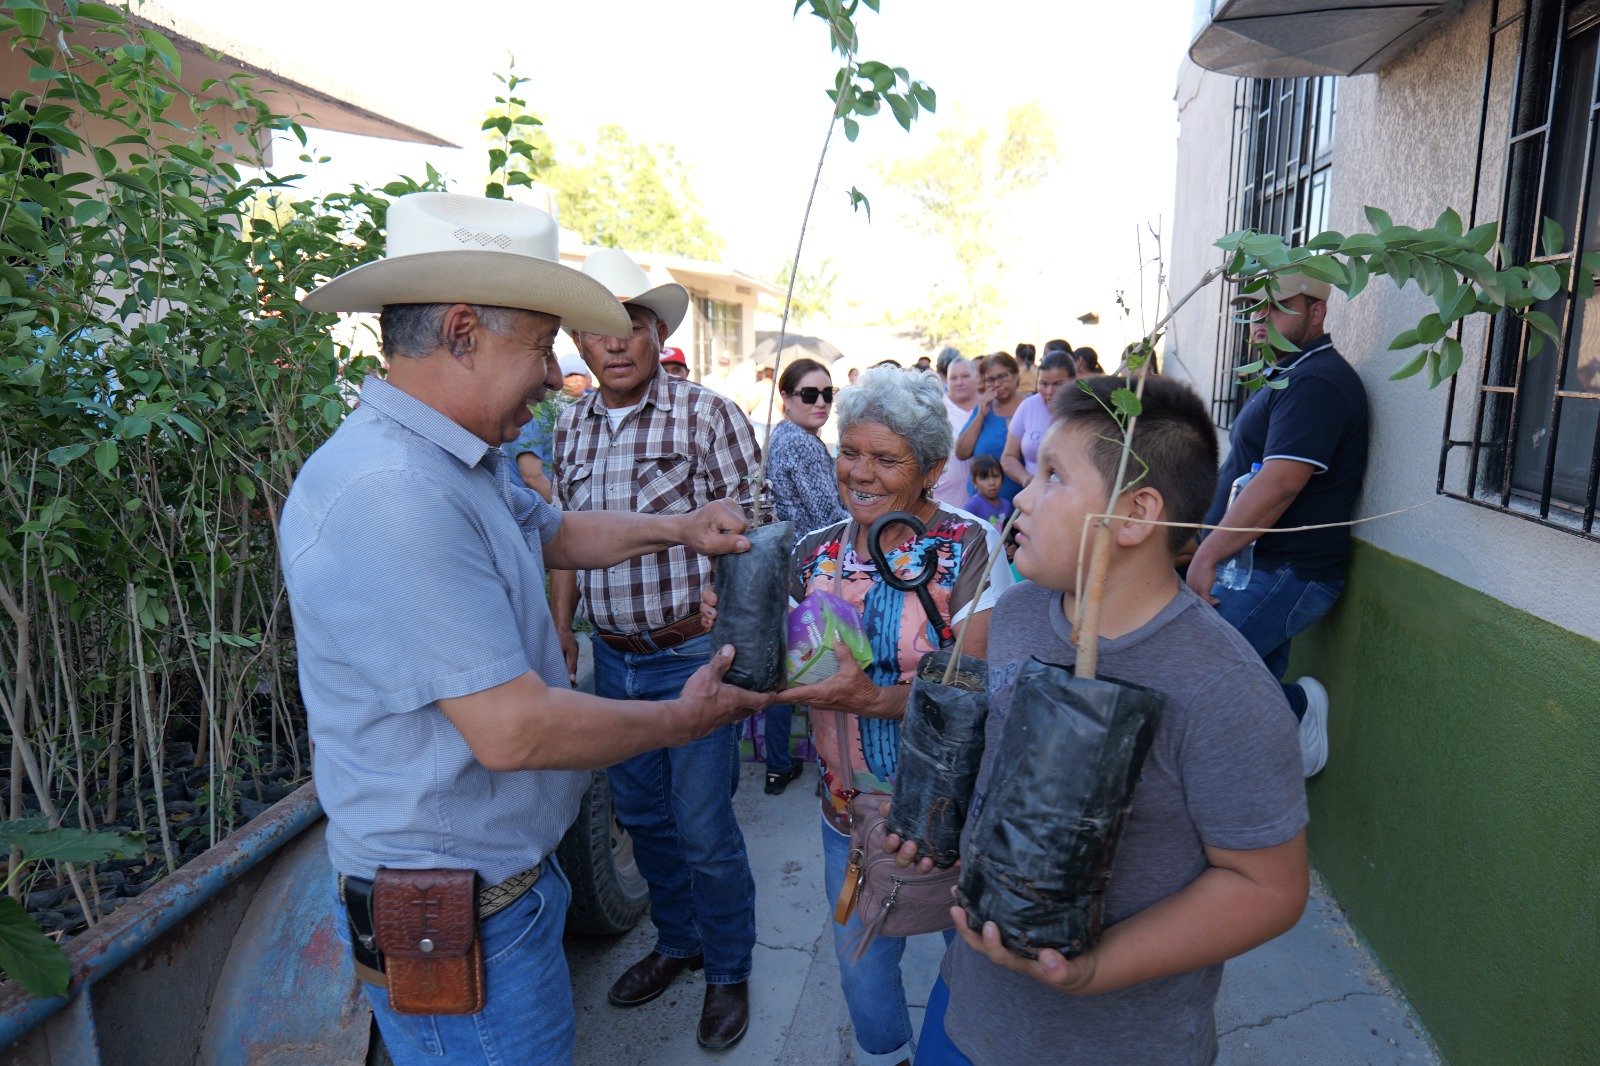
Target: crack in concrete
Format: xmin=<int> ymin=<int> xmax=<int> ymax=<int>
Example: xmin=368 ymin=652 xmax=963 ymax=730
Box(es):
xmin=1218 ymin=990 xmax=1388 ymax=1037
xmin=756 ymin=940 xmax=817 ymax=955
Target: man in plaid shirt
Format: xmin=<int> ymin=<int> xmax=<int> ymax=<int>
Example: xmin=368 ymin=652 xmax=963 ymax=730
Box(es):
xmin=551 ymin=249 xmax=762 ymax=1051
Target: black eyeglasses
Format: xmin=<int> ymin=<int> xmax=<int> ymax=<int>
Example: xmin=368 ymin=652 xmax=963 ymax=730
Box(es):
xmin=790 ymin=386 xmax=835 ymax=404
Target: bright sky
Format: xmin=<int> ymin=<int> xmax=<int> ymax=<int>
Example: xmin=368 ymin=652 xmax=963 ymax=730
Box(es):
xmin=162 ymin=0 xmax=1196 ymax=354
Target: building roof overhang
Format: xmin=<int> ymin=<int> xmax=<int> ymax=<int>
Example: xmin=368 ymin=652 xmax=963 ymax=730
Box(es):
xmin=1188 ymin=0 xmax=1464 ymax=78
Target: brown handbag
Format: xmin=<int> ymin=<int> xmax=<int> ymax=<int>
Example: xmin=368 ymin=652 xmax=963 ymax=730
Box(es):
xmin=373 ymin=868 xmax=485 ymax=1015
xmin=831 ymin=710 xmax=959 ymax=947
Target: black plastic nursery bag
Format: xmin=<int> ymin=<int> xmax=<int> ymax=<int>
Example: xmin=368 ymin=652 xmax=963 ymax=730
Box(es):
xmin=887 ymin=649 xmax=990 ymax=869
xmin=958 ymin=657 xmax=1165 ymax=959
xmin=709 ymin=520 xmax=795 ymax=692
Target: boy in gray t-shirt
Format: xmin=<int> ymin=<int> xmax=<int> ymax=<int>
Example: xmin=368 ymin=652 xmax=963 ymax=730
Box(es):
xmin=894 ymin=377 xmax=1309 ymax=1065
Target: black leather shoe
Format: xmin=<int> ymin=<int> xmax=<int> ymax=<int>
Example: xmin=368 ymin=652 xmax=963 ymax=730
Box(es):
xmin=764 ymin=763 xmax=804 ymax=795
xmin=607 ymin=950 xmax=704 ymax=1008
xmin=697 ymin=981 xmax=749 ymax=1050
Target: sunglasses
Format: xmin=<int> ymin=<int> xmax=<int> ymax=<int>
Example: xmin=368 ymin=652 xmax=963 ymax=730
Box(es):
xmin=789 ymin=386 xmax=836 ymax=404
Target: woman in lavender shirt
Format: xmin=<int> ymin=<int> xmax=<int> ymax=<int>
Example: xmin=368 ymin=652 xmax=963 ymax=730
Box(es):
xmin=763 ymin=357 xmax=848 ymax=794
xmin=1001 ymin=347 xmax=1077 ymax=488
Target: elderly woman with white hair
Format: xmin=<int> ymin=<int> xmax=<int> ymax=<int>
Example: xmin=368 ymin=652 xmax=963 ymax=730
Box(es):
xmin=782 ymin=366 xmax=1013 ymax=1066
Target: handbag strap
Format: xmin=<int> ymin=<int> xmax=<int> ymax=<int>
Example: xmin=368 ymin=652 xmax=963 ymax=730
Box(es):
xmin=831 ymin=527 xmax=862 ymax=810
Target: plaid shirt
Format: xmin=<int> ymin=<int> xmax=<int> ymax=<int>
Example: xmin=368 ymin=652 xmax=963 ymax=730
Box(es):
xmin=553 ymin=370 xmax=761 ymax=635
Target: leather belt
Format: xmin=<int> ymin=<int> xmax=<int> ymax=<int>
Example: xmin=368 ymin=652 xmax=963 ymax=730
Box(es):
xmin=597 ymin=611 xmax=704 ymax=654
xmin=338 ymin=863 xmax=542 ymax=986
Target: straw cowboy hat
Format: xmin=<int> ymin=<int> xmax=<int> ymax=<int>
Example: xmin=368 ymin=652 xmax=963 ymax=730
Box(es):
xmin=301 ymin=193 xmax=631 ymax=337
xmin=576 ymin=248 xmax=689 ymax=335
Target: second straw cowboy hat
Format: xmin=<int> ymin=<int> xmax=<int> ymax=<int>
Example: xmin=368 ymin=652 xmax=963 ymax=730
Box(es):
xmin=576 ymin=248 xmax=689 ymax=334
xmin=301 ymin=192 xmax=630 ymax=337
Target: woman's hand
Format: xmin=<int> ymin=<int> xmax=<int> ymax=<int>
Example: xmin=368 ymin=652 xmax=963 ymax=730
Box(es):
xmin=881 ymin=805 xmax=944 ymax=874
xmin=783 ymin=638 xmax=905 ymax=719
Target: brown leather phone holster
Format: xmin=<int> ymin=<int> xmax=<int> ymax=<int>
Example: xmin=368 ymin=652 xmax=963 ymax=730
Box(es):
xmin=372 ymin=868 xmax=484 ymax=1015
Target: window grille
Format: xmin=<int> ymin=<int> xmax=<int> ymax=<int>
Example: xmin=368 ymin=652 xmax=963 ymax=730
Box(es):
xmin=1443 ymin=0 xmax=1600 ymax=538
xmin=1212 ymin=76 xmax=1337 ymax=428
xmin=693 ymin=297 xmax=743 ymax=376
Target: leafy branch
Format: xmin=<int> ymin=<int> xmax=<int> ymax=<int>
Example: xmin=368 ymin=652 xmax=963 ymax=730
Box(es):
xmin=0 ymin=821 xmax=141 ymax=998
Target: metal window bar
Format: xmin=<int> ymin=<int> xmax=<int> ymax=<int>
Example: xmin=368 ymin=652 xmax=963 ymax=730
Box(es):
xmin=1445 ymin=0 xmax=1600 ymax=539
xmin=1211 ymin=75 xmax=1336 ymax=429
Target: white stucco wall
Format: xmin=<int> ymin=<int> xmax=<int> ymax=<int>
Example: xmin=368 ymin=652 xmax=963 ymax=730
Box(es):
xmin=1171 ymin=0 xmax=1600 ymax=642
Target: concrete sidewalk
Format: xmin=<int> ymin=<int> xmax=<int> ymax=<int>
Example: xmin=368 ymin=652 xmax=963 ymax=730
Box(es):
xmin=566 ymin=760 xmax=1440 ymax=1065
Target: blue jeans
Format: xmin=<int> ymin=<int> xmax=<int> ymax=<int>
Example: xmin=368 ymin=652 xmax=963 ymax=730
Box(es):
xmin=822 ymin=816 xmax=920 ymax=1063
xmin=915 ymin=977 xmax=975 ymax=1065
xmin=1212 ymin=562 xmax=1343 ymax=718
xmin=594 ymin=632 xmax=756 ymax=983
xmin=765 ymin=704 xmax=795 ymax=774
xmin=336 ymin=857 xmax=575 ymax=1065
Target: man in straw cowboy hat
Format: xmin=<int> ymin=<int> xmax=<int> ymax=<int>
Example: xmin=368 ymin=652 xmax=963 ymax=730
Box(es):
xmin=279 ymin=193 xmax=773 ymax=1065
xmin=550 ymin=248 xmax=762 ymax=1050
xmin=1186 ymin=268 xmax=1369 ymax=780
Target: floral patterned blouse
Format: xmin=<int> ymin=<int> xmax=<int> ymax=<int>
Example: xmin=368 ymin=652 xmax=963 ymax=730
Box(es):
xmin=790 ymin=507 xmax=1013 ymax=812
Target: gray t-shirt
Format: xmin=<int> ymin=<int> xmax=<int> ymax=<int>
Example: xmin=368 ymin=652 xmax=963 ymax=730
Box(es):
xmin=941 ymin=580 xmax=1307 ymax=1064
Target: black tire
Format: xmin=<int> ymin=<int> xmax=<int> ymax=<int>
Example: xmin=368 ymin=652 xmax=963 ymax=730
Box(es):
xmin=558 ymin=770 xmax=650 ymax=936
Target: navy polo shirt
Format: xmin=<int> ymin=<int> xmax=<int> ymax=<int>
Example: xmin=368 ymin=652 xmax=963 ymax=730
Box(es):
xmin=1204 ymin=335 xmax=1370 ymax=581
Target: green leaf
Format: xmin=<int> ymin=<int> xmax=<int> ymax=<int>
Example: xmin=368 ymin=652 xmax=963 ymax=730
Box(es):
xmin=841 ymin=115 xmax=859 ymax=141
xmin=1426 ymin=349 xmax=1444 ymax=389
xmin=1436 ymin=336 xmax=1465 ymax=382
xmin=0 ymin=897 xmax=70 ymax=999
xmin=1416 ymin=313 xmax=1448 ymax=345
xmin=1109 ymin=387 xmax=1142 ymax=418
xmin=12 ymin=825 xmax=143 ymax=864
xmin=1434 ymin=207 xmax=1463 ymax=238
xmin=847 ymin=186 xmax=871 ymax=221
xmin=1264 ymin=316 xmax=1300 ymax=353
xmin=1541 ymin=216 xmax=1565 ymax=257
xmin=1346 ymin=256 xmax=1371 ymax=298
xmin=1441 ymin=283 xmax=1478 ymax=325
xmin=1339 ymin=233 xmax=1384 ymax=256
xmin=1528 ymin=263 xmax=1563 ymax=301
xmin=1305 ymin=229 xmax=1346 ymax=251
xmin=1389 ymin=348 xmax=1430 ymax=380
xmin=94 ymin=441 xmax=118 ymax=476
xmin=1463 ymin=222 xmax=1498 ymax=256
xmin=1524 ymin=308 xmax=1560 ymax=349
xmin=1293 ymin=254 xmax=1348 ymax=287
xmin=46 ymin=443 xmax=90 ymax=466
xmin=1364 ymin=206 xmax=1394 ymax=233
xmin=1388 ymin=327 xmax=1422 ymax=351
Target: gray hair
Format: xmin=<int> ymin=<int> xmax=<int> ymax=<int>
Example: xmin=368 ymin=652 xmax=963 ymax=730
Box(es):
xmin=379 ymin=303 xmax=523 ymax=359
xmin=945 ymin=355 xmax=974 ymax=373
xmin=835 ymin=366 xmax=953 ymax=473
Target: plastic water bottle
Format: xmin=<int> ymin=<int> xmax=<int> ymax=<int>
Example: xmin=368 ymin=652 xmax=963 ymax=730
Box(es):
xmin=1217 ymin=462 xmax=1263 ymax=591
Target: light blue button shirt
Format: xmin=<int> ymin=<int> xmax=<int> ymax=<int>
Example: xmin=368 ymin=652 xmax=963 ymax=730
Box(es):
xmin=279 ymin=378 xmax=587 ymax=884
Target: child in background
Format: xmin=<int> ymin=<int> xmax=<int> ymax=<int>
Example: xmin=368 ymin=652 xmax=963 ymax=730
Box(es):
xmin=964 ymin=455 xmax=1012 ymax=529
xmin=898 ymin=376 xmax=1310 ymax=1065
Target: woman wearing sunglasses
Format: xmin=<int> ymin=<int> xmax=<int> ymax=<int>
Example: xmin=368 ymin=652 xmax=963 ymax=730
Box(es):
xmin=761 ymin=357 xmax=849 ymax=795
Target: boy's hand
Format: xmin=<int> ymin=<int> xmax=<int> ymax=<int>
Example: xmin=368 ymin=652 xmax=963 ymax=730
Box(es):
xmin=879 ymin=798 xmax=943 ymax=872
xmin=951 ymin=905 xmax=1100 ymax=995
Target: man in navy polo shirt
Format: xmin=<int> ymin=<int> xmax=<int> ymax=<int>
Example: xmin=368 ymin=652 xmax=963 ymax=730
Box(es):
xmin=1186 ymin=270 xmax=1369 ymax=778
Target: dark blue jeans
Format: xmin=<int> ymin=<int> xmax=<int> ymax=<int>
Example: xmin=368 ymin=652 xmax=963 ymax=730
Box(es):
xmin=593 ymin=632 xmax=756 ymax=983
xmin=765 ymin=704 xmax=795 ymax=774
xmin=336 ymin=858 xmax=576 ymax=1064
xmin=1212 ymin=561 xmax=1343 ymax=718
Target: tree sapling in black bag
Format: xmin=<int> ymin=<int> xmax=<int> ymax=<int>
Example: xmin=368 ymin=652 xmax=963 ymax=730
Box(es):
xmin=958 ymin=656 xmax=1165 ymax=958
xmin=708 ymin=520 xmax=795 ymax=692
xmin=887 ymin=648 xmax=989 ymax=869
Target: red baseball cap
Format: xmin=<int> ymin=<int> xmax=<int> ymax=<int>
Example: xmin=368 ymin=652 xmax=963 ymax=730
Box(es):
xmin=660 ymin=347 xmax=687 ymax=366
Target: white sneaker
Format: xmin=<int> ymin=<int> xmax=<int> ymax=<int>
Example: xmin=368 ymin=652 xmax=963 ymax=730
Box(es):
xmin=1296 ymin=676 xmax=1329 ymax=777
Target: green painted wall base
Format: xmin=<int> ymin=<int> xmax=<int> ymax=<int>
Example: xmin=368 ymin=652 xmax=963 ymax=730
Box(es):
xmin=1289 ymin=542 xmax=1600 ymax=1064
